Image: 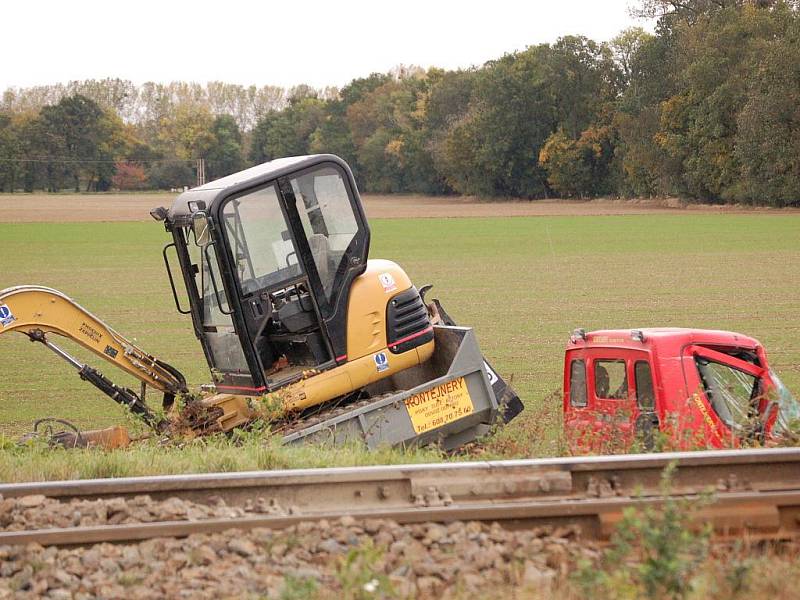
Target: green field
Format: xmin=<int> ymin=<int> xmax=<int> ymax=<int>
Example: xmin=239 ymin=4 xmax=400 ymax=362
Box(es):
xmin=1 ymin=213 xmax=799 ymax=470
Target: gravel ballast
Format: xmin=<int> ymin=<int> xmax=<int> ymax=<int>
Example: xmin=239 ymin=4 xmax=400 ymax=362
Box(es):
xmin=0 ymin=494 xmax=597 ymax=599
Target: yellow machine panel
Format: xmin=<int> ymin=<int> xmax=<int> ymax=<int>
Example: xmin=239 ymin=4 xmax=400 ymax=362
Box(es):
xmin=275 ymin=340 xmax=434 ymax=412
xmin=200 ymin=260 xmax=435 ymax=423
xmin=345 ymin=259 xmax=414 ymax=361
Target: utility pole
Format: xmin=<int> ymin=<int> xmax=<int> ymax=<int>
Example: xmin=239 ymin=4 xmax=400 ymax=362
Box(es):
xmin=195 ymin=158 xmax=206 ymax=187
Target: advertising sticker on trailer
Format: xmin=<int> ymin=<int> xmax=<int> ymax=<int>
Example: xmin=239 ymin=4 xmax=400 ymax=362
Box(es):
xmin=403 ymin=376 xmax=474 ymax=434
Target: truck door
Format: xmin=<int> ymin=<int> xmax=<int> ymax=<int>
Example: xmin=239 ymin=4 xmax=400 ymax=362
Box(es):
xmin=566 ymin=348 xmax=656 ymax=453
xmin=590 ymin=356 xmax=636 ymax=451
xmin=684 ymin=345 xmax=769 ymax=446
xmin=564 ymin=355 xmax=592 ymax=452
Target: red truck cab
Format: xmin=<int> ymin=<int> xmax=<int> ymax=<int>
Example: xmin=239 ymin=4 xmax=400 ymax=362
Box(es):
xmin=563 ymin=328 xmax=798 ymax=453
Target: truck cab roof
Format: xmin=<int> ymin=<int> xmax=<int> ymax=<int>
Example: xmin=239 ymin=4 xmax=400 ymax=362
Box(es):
xmin=568 ymin=328 xmax=762 ymax=354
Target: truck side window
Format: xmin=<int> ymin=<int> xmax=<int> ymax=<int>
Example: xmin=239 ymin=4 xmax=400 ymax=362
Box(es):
xmin=635 ymin=361 xmax=655 ymax=410
xmin=595 ymin=360 xmax=627 ymax=399
xmin=569 ymin=360 xmax=587 ymax=407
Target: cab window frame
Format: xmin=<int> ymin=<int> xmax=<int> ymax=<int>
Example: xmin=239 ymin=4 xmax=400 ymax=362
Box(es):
xmin=217 ymin=179 xmax=304 ymax=302
xmin=569 ymin=359 xmax=588 ymax=408
xmin=634 ymin=360 xmax=655 ymax=411
xmin=593 ymin=359 xmax=628 ymax=400
xmin=278 ymin=161 xmax=370 ymax=320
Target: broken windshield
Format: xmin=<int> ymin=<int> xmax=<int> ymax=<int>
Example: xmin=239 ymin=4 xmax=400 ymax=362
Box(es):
xmin=770 ymin=368 xmax=800 ymax=434
xmin=695 ymin=358 xmax=759 ymax=430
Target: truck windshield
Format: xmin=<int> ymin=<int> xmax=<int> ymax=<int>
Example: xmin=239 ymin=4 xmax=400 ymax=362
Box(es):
xmin=770 ymin=368 xmax=800 ymax=434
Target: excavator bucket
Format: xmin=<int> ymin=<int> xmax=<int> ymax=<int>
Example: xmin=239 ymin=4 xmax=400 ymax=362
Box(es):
xmin=282 ymin=313 xmax=523 ymax=451
xmin=282 ymin=326 xmax=497 ymax=450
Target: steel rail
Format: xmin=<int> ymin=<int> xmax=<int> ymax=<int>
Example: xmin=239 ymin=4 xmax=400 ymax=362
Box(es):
xmin=1 ymin=488 xmax=798 ymax=547
xmin=1 ymin=448 xmax=799 ymax=512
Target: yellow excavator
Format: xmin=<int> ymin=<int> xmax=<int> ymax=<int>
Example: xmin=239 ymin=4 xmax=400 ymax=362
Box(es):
xmin=0 ymin=155 xmax=522 ymax=449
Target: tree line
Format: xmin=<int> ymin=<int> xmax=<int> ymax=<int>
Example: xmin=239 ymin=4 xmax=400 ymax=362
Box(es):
xmin=1 ymin=0 xmax=798 ymax=205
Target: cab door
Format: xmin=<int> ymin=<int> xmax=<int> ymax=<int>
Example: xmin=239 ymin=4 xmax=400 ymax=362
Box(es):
xmin=564 ymin=351 xmax=592 ymax=453
xmin=683 ymin=345 xmax=770 ymax=447
xmin=589 ymin=353 xmax=637 ymax=452
xmin=565 ymin=348 xmax=646 ymax=453
xmin=218 ymin=182 xmax=332 ymax=388
xmin=568 ymin=347 xmax=661 ymax=453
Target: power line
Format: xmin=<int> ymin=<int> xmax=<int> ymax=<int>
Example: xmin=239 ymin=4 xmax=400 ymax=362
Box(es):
xmin=0 ymin=157 xmax=201 ymax=164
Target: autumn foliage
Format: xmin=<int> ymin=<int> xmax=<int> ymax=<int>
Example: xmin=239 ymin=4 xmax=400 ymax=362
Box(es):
xmin=111 ymin=162 xmax=147 ymax=190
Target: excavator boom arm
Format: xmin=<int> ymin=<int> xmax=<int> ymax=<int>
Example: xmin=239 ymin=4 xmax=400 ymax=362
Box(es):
xmin=0 ymin=286 xmax=186 ymax=400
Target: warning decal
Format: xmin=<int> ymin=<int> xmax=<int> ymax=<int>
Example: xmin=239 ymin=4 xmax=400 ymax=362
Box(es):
xmin=0 ymin=304 xmax=16 ymax=328
xmin=378 ymin=272 xmax=397 ymax=293
xmin=374 ymin=351 xmax=389 ymax=372
xmin=404 ymin=377 xmax=474 ymax=434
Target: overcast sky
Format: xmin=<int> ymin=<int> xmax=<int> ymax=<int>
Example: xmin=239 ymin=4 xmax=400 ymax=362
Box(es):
xmin=2 ymin=1 xmax=653 ymax=91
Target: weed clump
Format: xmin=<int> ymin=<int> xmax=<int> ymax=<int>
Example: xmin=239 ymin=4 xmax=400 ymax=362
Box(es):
xmin=334 ymin=541 xmax=393 ymax=600
xmin=573 ymin=463 xmax=713 ymax=599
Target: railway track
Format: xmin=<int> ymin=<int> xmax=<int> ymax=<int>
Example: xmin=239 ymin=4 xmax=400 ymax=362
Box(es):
xmin=2 ymin=447 xmax=799 ymax=547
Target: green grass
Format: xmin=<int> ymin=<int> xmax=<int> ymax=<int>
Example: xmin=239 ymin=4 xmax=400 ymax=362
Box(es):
xmin=0 ymin=433 xmax=446 ymax=482
xmin=1 ymin=214 xmax=799 ymax=477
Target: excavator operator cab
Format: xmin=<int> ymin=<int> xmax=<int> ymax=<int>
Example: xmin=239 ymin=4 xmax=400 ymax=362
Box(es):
xmin=155 ymin=155 xmax=370 ymax=395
